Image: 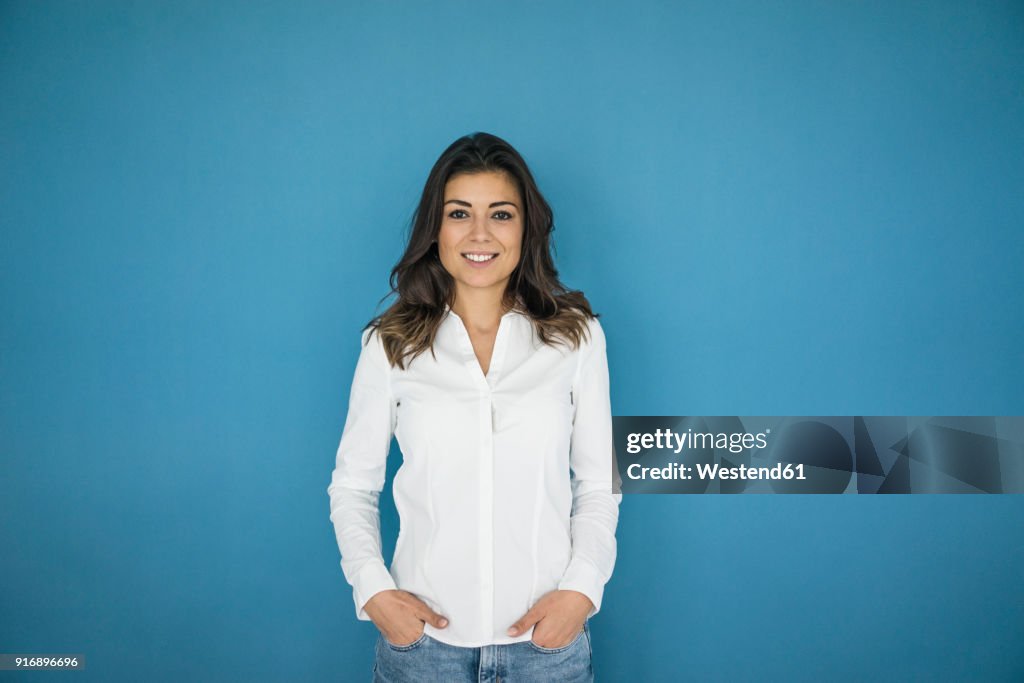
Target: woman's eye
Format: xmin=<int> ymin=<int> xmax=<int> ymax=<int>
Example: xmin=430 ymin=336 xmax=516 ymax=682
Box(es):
xmin=447 ymin=209 xmax=514 ymax=220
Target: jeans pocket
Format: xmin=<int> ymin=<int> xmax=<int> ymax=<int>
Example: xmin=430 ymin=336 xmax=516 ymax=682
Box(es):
xmin=381 ymin=631 xmax=428 ymax=652
xmin=527 ymin=627 xmax=586 ymax=654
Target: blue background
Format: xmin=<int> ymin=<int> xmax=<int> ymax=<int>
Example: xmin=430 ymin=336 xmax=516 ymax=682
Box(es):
xmin=2 ymin=1 xmax=1022 ymax=681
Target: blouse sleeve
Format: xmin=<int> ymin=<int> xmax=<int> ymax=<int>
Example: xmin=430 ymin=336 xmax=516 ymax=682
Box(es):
xmin=557 ymin=317 xmax=623 ymax=618
xmin=326 ymin=326 xmax=399 ymax=621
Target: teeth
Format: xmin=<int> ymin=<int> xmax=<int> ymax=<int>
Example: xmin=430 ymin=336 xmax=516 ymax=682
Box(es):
xmin=464 ymin=253 xmax=497 ymax=262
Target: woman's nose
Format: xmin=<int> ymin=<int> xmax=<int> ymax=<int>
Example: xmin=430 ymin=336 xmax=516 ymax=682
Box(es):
xmin=469 ymin=215 xmax=491 ymax=237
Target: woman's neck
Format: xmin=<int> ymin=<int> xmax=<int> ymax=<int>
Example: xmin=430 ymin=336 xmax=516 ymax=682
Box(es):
xmin=451 ymin=288 xmax=509 ymax=332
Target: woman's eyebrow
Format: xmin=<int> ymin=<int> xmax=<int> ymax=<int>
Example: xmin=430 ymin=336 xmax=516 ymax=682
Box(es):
xmin=444 ymin=199 xmax=519 ymax=209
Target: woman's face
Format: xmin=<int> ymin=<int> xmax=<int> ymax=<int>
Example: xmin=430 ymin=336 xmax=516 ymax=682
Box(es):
xmin=438 ymin=170 xmax=524 ymax=303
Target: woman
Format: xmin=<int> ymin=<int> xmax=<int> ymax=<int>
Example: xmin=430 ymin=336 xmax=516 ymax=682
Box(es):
xmin=327 ymin=132 xmax=622 ymax=682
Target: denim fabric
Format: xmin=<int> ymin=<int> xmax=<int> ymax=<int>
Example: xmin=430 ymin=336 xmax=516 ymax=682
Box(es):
xmin=372 ymin=621 xmax=593 ymax=682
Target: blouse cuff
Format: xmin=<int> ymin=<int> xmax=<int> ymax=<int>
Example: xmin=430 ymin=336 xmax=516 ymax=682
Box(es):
xmin=557 ymin=557 xmax=606 ymax=619
xmin=351 ymin=559 xmax=398 ymax=621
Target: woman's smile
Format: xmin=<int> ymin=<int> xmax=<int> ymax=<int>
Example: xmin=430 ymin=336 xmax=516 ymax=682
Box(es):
xmin=462 ymin=251 xmax=500 ymax=267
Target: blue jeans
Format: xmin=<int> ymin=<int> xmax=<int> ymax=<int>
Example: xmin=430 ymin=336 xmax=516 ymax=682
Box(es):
xmin=372 ymin=621 xmax=594 ymax=682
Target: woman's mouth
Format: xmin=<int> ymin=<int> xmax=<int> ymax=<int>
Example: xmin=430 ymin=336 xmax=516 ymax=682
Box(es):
xmin=462 ymin=252 xmax=499 ymax=267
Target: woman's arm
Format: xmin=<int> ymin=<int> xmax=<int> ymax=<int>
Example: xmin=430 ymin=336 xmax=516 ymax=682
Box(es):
xmin=557 ymin=317 xmax=623 ymax=619
xmin=327 ymin=327 xmax=399 ymax=621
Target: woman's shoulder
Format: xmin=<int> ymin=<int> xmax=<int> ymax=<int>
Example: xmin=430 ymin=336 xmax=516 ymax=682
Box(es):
xmin=579 ymin=314 xmax=606 ymax=354
xmin=357 ymin=322 xmax=379 ymax=347
xmin=549 ymin=291 xmax=602 ymax=341
xmin=536 ymin=306 xmax=604 ymax=364
xmin=564 ymin=304 xmax=603 ymax=347
xmin=533 ymin=298 xmax=605 ymax=354
xmin=357 ymin=323 xmax=391 ymax=368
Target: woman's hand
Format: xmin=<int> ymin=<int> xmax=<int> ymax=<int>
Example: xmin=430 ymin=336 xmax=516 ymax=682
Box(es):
xmin=364 ymin=589 xmax=449 ymax=647
xmin=506 ymin=590 xmax=592 ymax=648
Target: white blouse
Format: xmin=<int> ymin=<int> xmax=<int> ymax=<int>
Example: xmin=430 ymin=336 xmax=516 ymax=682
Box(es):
xmin=327 ymin=302 xmax=622 ymax=647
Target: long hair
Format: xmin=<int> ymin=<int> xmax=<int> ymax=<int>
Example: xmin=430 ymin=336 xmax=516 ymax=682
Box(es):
xmin=367 ymin=132 xmax=597 ymax=369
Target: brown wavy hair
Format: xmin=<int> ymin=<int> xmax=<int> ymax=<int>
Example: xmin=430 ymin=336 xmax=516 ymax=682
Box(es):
xmin=365 ymin=132 xmax=598 ymax=370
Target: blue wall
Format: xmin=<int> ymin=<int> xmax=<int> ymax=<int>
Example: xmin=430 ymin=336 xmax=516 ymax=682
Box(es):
xmin=2 ymin=1 xmax=1021 ymax=681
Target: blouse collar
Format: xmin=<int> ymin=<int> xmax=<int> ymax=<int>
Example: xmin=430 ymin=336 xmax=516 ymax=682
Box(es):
xmin=443 ymin=297 xmax=524 ymax=320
